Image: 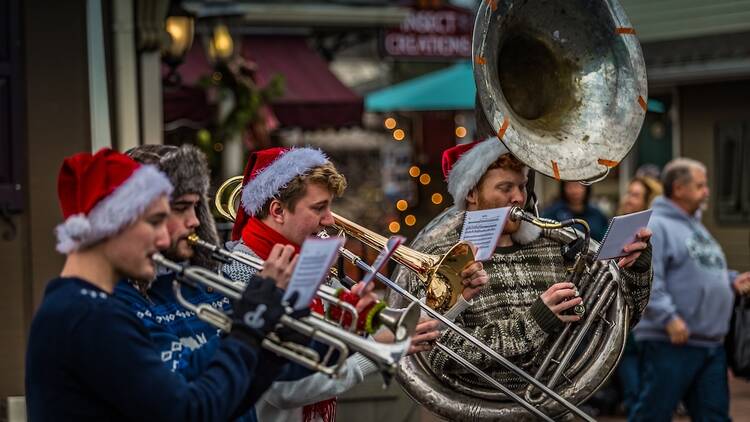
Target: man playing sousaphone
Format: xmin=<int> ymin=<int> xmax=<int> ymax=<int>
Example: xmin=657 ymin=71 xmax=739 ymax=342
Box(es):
xmin=390 ymin=136 xmax=654 ymax=394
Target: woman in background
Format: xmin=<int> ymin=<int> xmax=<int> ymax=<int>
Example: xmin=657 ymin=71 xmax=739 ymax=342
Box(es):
xmin=617 ymin=174 xmax=662 ymax=419
xmin=619 ymin=175 xmax=662 ymax=215
xmin=542 ymin=181 xmax=610 ymax=242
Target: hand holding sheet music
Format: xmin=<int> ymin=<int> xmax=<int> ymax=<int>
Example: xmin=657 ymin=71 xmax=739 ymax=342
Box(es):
xmin=283 ymin=237 xmax=344 ymax=310
xmin=595 ymin=209 xmax=652 ymax=261
xmin=460 ymin=207 xmax=511 ymax=261
xmin=360 ymin=235 xmax=405 ymax=290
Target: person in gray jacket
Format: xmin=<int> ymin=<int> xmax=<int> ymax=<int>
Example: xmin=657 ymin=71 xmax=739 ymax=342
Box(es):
xmin=632 ymin=157 xmax=750 ymax=421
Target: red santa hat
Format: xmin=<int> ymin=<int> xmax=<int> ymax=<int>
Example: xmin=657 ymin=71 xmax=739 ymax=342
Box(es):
xmin=442 ymin=136 xmax=510 ymax=210
xmin=55 ymin=148 xmax=173 ymax=253
xmin=231 ymin=147 xmax=328 ymax=240
xmin=442 ymin=137 xmax=540 ymax=244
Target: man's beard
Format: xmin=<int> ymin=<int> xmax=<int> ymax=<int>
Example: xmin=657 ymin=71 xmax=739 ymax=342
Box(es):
xmin=503 ymin=218 xmax=522 ymax=234
xmin=476 ymin=195 xmax=522 ymax=234
xmin=164 ymin=236 xmax=192 ymax=262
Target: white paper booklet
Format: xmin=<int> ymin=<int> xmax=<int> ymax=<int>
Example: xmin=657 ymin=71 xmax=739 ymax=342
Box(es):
xmin=595 ymin=209 xmax=652 ymax=261
xmin=283 ymin=237 xmax=345 ymax=310
xmin=460 ymin=207 xmax=511 ymax=261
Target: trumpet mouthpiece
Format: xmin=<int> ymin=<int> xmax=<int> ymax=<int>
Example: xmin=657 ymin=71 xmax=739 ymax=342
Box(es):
xmin=186 ymin=233 xmax=200 ymax=245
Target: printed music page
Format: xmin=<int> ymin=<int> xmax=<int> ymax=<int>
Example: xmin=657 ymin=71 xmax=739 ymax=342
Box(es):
xmin=460 ymin=207 xmax=511 ymax=261
xmin=595 ymin=209 xmax=652 ymax=261
xmin=284 ymin=237 xmax=345 ymax=310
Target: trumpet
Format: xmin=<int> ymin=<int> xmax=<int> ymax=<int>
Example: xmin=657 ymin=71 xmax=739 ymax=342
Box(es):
xmin=152 ymin=253 xmax=412 ymax=383
xmin=186 ymin=234 xmax=421 ymax=342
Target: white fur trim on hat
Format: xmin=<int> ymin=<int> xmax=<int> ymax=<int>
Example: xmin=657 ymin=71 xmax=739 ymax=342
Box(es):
xmin=447 ymin=137 xmax=510 ymax=210
xmin=241 ymin=147 xmax=329 ymax=216
xmin=55 ymin=165 xmax=173 ymax=253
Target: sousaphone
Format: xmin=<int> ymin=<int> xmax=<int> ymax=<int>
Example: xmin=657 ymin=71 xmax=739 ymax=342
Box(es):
xmin=391 ymin=0 xmax=647 ymax=420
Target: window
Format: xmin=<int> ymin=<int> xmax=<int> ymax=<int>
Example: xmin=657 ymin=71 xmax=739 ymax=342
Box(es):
xmin=715 ymin=121 xmax=750 ymax=224
xmin=0 ymin=0 xmax=24 ymax=213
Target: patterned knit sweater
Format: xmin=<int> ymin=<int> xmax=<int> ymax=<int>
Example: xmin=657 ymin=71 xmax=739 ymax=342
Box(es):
xmin=390 ymin=207 xmax=653 ymax=392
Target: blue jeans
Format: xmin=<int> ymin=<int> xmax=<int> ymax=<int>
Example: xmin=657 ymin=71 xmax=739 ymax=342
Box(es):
xmin=631 ymin=340 xmax=730 ymax=422
xmin=618 ymin=334 xmax=641 ymax=419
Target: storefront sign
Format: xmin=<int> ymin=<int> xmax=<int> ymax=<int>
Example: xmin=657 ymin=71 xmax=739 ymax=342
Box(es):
xmin=382 ymin=6 xmax=473 ymax=60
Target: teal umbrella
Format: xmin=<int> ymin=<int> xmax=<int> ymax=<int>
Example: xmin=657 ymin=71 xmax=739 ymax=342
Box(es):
xmin=365 ymin=62 xmax=476 ymax=112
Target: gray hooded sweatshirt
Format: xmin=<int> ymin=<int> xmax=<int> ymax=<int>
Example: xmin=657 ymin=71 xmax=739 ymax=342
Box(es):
xmin=633 ymin=196 xmax=737 ymax=346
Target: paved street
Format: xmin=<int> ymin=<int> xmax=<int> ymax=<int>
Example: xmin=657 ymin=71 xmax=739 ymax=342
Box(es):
xmin=397 ymin=373 xmax=750 ymax=422
xmin=599 ymin=374 xmax=750 ymax=422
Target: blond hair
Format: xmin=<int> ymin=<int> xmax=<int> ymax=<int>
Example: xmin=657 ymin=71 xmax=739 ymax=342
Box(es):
xmin=256 ymin=162 xmax=347 ymax=218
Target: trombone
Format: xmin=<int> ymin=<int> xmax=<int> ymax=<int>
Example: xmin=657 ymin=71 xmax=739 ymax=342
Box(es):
xmin=152 ymin=253 xmax=412 ymax=383
xmin=186 ymin=234 xmax=421 ymax=342
xmin=214 ymin=177 xmax=595 ymax=422
xmin=215 ymin=176 xmax=473 ymax=314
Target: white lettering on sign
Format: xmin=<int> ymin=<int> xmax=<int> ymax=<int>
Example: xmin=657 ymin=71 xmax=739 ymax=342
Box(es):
xmin=384 ymin=33 xmax=471 ymax=58
xmin=383 ymin=7 xmax=473 ymax=59
xmin=401 ymin=11 xmax=458 ymax=34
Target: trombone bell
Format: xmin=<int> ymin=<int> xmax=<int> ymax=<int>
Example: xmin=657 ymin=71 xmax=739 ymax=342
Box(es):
xmin=331 ymin=213 xmax=475 ymax=313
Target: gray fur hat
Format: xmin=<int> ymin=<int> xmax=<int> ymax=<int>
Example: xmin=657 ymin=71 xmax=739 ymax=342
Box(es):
xmin=126 ymin=144 xmax=220 ymax=269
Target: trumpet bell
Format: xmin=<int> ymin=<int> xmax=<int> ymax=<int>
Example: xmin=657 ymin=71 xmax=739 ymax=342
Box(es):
xmin=473 ymin=0 xmax=647 ymax=182
xmin=377 ymin=301 xmax=421 ymax=341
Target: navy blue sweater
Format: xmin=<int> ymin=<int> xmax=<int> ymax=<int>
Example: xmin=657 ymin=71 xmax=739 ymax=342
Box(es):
xmin=26 ymin=277 xmax=262 ymax=421
xmin=114 ymin=273 xmax=230 ymax=377
xmin=114 ymin=272 xmax=319 ymax=421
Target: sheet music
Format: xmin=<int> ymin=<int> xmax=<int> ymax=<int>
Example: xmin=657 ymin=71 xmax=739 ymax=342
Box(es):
xmin=460 ymin=207 xmax=511 ymax=261
xmin=595 ymin=209 xmax=653 ymax=261
xmin=283 ymin=237 xmax=344 ymax=310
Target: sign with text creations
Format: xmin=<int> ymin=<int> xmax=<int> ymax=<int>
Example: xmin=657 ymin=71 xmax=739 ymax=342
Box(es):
xmin=382 ymin=6 xmax=473 ymax=60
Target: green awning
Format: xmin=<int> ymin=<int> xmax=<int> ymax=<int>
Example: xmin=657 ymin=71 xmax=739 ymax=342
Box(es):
xmin=366 ymin=61 xmax=665 ymax=113
xmin=365 ymin=62 xmax=476 ymax=112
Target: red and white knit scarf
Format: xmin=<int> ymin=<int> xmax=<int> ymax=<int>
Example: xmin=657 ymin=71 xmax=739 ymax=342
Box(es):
xmin=241 ymin=217 xmax=336 ymax=422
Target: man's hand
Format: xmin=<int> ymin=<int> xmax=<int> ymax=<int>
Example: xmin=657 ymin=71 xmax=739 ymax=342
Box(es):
xmin=617 ymin=228 xmax=652 ymax=268
xmin=350 ymin=281 xmax=378 ymax=313
xmin=259 ymin=244 xmax=297 ymax=289
xmin=460 ymin=261 xmax=489 ymax=301
xmin=408 ymin=319 xmax=441 ymax=354
xmin=666 ymin=316 xmax=690 ymax=345
xmin=230 ymin=278 xmax=286 ymax=347
xmin=733 ymin=272 xmax=750 ymax=295
xmin=540 ymin=282 xmax=583 ymax=323
xmin=373 ymin=318 xmax=440 ymax=354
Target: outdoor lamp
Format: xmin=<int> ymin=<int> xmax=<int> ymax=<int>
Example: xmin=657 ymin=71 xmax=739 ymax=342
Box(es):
xmin=162 ymin=2 xmax=195 ymax=85
xmin=208 ymin=23 xmax=234 ymax=62
xmin=165 ymin=15 xmax=194 ymax=59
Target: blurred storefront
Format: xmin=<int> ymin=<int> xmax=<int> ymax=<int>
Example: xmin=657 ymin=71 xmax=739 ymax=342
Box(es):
xmin=614 ymin=1 xmax=750 ymax=272
xmin=3 ymin=1 xmax=750 ymax=420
